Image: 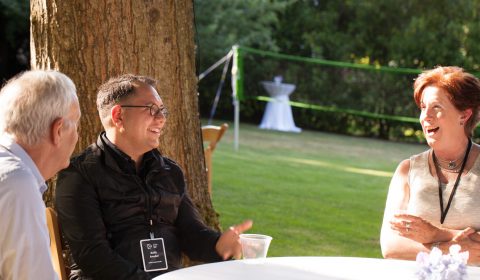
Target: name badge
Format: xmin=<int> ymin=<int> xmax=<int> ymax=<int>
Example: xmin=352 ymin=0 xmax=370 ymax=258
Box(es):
xmin=140 ymin=238 xmax=168 ymax=272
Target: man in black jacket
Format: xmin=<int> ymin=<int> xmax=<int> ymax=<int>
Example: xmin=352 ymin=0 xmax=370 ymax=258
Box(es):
xmin=56 ymin=74 xmax=252 ymax=279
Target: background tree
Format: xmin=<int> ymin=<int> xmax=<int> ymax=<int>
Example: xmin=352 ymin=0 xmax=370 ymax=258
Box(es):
xmin=0 ymin=0 xmax=29 ymax=82
xmin=194 ymin=0 xmax=287 ymax=121
xmin=30 ymin=0 xmax=218 ymax=228
xmin=6 ymin=1 xmax=480 ymax=146
xmin=273 ymin=0 xmax=480 ymax=140
xmin=195 ymin=0 xmax=480 ymax=141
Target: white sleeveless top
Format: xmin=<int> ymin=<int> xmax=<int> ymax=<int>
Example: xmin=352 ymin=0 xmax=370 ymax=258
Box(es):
xmin=408 ymin=150 xmax=480 ymax=230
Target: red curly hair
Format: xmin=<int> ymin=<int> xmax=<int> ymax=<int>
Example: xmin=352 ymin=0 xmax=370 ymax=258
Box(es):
xmin=413 ymin=66 xmax=480 ymax=137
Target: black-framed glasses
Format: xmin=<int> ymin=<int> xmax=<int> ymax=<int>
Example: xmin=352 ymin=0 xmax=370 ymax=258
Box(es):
xmin=121 ymin=104 xmax=168 ymax=119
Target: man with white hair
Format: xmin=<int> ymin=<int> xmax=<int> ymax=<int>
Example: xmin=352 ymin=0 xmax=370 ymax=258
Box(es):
xmin=0 ymin=70 xmax=81 ymax=280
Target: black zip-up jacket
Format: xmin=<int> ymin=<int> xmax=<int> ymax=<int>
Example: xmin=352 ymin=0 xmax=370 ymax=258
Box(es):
xmin=56 ymin=133 xmax=221 ymax=280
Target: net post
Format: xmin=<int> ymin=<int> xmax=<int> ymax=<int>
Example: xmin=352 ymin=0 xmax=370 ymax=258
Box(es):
xmin=231 ymin=45 xmax=243 ymax=151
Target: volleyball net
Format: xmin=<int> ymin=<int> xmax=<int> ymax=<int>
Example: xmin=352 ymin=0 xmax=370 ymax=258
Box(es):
xmin=200 ymin=45 xmax=427 ymax=150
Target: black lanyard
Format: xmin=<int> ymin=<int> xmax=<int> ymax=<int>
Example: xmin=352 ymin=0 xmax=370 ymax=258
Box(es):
xmin=432 ymin=139 xmax=472 ymax=224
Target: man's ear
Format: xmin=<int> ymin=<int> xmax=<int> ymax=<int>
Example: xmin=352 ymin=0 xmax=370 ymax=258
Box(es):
xmin=50 ymin=117 xmax=64 ymax=146
xmin=111 ymin=105 xmax=123 ymax=128
xmin=461 ymin=108 xmax=473 ymax=123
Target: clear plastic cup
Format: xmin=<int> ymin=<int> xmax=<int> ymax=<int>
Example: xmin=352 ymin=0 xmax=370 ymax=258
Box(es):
xmin=239 ymin=234 xmax=272 ymax=264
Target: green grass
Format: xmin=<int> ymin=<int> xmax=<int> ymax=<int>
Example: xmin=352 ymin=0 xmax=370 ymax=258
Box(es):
xmin=208 ymin=121 xmax=426 ymax=258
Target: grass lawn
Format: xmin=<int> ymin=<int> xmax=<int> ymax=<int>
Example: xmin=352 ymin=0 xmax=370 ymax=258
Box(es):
xmin=208 ymin=121 xmax=427 ymax=258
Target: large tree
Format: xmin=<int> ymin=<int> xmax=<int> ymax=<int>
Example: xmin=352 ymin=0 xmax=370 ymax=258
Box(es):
xmin=30 ymin=0 xmax=218 ymax=227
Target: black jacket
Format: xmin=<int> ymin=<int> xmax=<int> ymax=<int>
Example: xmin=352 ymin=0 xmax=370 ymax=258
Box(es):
xmin=56 ymin=133 xmax=221 ymax=280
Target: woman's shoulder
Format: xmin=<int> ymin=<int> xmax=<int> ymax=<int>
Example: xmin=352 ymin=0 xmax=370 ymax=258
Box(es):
xmin=395 ymin=159 xmax=411 ymax=176
xmin=409 ymin=149 xmax=430 ymax=161
xmin=406 ymin=149 xmax=429 ymax=169
xmin=470 ymin=142 xmax=480 ymax=158
xmin=395 ymin=150 xmax=428 ymax=169
xmin=394 ymin=150 xmax=429 ymax=178
xmin=467 ymin=142 xmax=480 ymax=170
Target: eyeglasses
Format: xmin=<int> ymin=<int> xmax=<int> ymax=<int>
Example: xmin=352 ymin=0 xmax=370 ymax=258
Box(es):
xmin=121 ymin=104 xmax=169 ymax=119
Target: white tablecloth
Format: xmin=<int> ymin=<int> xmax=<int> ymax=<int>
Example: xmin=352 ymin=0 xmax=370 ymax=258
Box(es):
xmin=259 ymin=81 xmax=301 ymax=133
xmin=153 ymin=256 xmax=480 ymax=279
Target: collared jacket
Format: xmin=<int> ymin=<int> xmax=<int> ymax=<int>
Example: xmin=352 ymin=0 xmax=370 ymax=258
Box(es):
xmin=56 ymin=133 xmax=221 ymax=280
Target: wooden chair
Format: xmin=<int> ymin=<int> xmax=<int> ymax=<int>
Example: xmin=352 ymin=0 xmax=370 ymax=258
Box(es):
xmin=202 ymin=123 xmax=228 ymax=195
xmin=46 ymin=207 xmax=67 ymax=280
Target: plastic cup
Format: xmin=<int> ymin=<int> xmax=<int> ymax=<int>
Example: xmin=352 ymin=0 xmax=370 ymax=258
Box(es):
xmin=239 ymin=234 xmax=272 ymax=264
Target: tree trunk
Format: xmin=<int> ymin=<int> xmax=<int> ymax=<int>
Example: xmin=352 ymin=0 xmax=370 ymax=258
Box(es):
xmin=31 ymin=0 xmax=218 ymax=228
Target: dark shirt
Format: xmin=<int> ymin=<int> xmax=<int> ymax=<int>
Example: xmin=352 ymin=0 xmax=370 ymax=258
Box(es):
xmin=56 ymin=132 xmax=221 ymax=280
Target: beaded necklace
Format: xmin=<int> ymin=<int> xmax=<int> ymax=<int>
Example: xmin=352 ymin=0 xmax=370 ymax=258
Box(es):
xmin=432 ymin=139 xmax=472 ymax=224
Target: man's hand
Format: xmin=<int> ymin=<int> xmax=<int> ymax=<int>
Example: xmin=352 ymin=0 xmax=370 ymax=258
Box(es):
xmin=215 ymin=220 xmax=253 ymax=260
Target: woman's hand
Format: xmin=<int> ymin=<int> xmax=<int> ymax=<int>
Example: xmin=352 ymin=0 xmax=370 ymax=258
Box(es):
xmin=452 ymin=228 xmax=480 ymax=265
xmin=390 ymin=214 xmax=449 ymax=244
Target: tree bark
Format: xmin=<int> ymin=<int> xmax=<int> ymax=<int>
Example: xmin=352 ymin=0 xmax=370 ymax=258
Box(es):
xmin=31 ymin=0 xmax=218 ymax=228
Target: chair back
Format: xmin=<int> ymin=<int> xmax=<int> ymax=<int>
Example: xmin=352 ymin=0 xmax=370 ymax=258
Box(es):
xmin=202 ymin=123 xmax=228 ymax=195
xmin=46 ymin=207 xmax=67 ymax=280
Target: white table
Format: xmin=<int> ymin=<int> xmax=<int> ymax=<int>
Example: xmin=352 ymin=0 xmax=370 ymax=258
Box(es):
xmin=259 ymin=81 xmax=301 ymax=133
xmin=154 ymin=256 xmax=480 ymax=280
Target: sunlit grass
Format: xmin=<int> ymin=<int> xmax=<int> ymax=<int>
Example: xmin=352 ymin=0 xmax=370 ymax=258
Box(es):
xmin=207 ymin=121 xmax=426 ymax=258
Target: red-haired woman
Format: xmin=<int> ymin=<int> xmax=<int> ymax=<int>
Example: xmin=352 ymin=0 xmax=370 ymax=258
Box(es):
xmin=381 ymin=66 xmax=480 ymax=265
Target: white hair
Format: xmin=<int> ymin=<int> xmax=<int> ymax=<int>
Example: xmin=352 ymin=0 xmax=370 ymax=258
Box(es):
xmin=0 ymin=70 xmax=78 ymax=146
